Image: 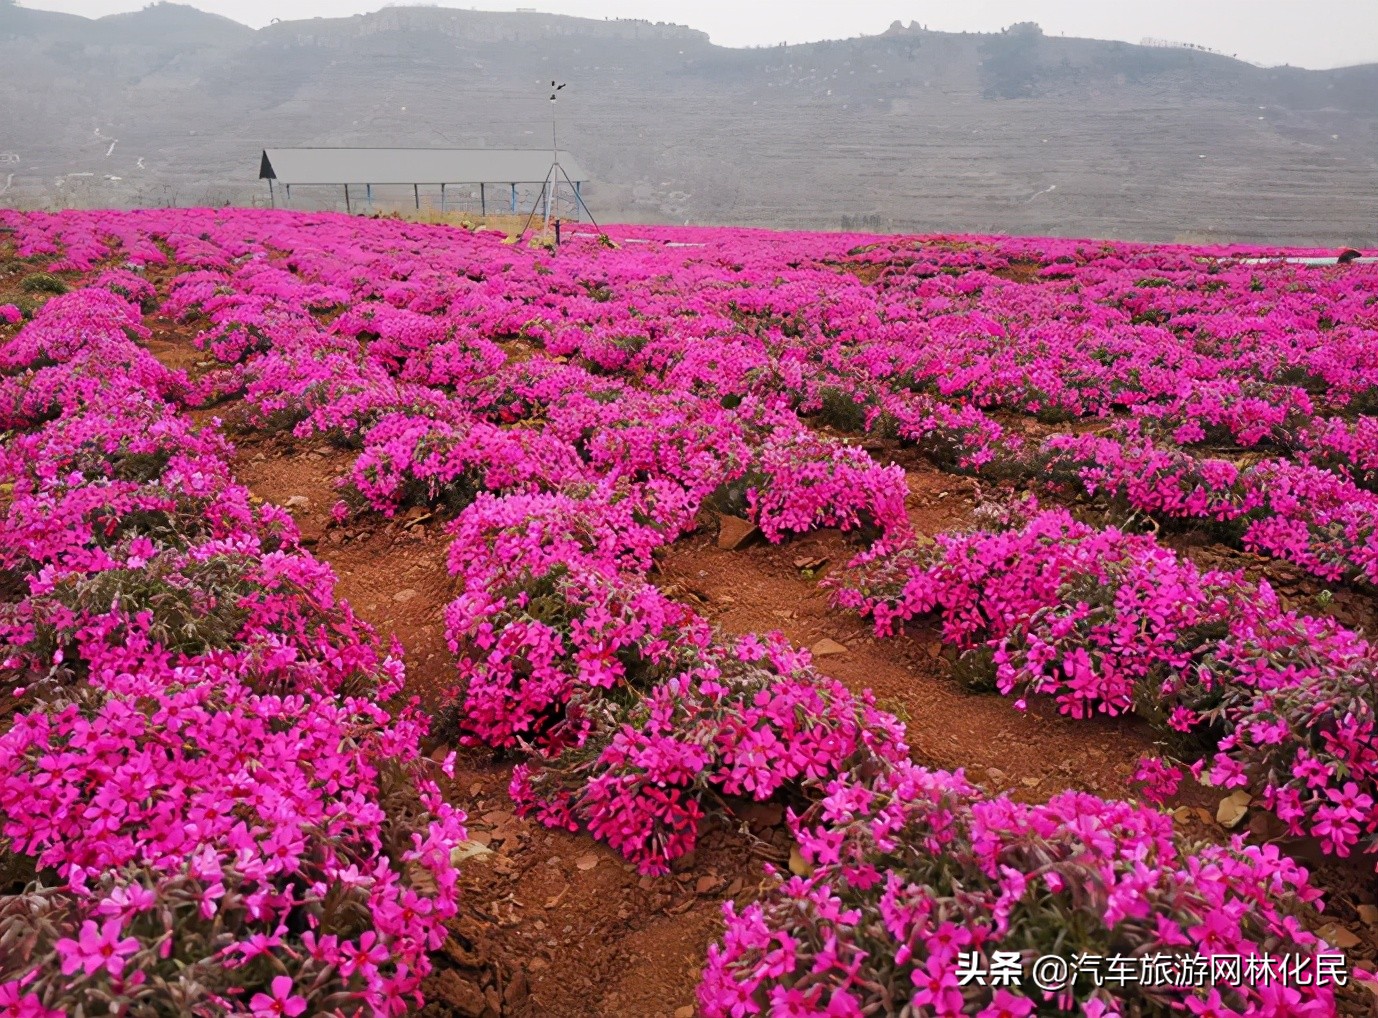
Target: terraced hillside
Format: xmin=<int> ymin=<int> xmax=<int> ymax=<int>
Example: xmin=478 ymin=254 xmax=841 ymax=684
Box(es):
xmin=0 ymin=4 xmax=1375 ymax=244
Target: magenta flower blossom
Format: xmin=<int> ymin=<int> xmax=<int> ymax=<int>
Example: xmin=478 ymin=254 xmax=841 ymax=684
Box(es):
xmin=249 ymin=976 xmax=307 ymax=1017
xmin=54 ymin=919 xmax=140 ymax=978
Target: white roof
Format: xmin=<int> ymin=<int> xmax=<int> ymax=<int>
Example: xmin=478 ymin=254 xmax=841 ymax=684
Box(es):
xmin=259 ymin=147 xmax=587 ymax=185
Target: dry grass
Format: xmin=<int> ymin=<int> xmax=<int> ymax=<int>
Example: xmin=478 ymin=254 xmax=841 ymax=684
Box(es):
xmin=399 ymin=210 xmax=547 ymax=240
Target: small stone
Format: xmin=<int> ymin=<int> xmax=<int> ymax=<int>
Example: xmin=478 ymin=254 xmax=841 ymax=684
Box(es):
xmin=392 ymin=588 xmax=418 ymax=603
xmin=449 ymin=840 xmax=493 ymax=865
xmin=695 ymin=875 xmax=721 ymax=895
xmin=1216 ymin=790 xmax=1252 ymax=829
xmin=284 ymin=495 xmax=310 ymax=509
xmin=1317 ymin=922 xmax=1362 ymax=949
xmin=1021 ymin=777 xmax=1041 ymax=788
xmin=985 ymin=767 xmax=1006 ymax=782
xmin=811 ymin=638 xmax=848 ymax=657
xmin=1358 ymin=904 xmax=1378 ymax=927
xmin=716 ymin=514 xmax=760 ymax=550
xmin=675 ymin=1007 xmax=695 ymax=1018
xmin=575 ymin=852 xmax=599 ymax=871
xmin=528 ymin=958 xmax=549 ymax=972
xmin=327 ymin=530 xmax=345 ymax=545
xmin=788 ymin=844 xmax=814 ymax=877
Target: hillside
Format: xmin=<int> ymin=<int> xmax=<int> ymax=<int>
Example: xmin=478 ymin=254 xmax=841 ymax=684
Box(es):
xmin=1 ymin=2 xmax=1375 ymax=244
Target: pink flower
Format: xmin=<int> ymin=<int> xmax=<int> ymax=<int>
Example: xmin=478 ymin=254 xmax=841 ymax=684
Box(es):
xmin=250 ymin=975 xmax=307 ymax=1017
xmin=338 ymin=931 xmax=390 ymax=978
xmin=1325 ymin=781 xmax=1373 ymax=822
xmin=911 ymin=955 xmax=964 ymax=1016
xmin=0 ymin=980 xmax=64 ymax=1018
xmin=55 ymin=918 xmax=140 ymax=978
xmin=978 ymin=990 xmax=1034 ymax=1018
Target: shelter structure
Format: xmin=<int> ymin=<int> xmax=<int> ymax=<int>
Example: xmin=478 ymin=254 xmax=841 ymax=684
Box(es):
xmin=258 ymin=147 xmax=589 ymax=217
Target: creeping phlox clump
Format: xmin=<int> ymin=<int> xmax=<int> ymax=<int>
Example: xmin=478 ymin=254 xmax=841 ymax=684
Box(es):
xmin=441 ymin=486 xmax=907 ymax=873
xmin=838 ymin=508 xmax=1378 ymax=863
xmin=700 ymin=762 xmax=1336 ymax=1018
xmin=511 ymin=635 xmax=908 ymax=874
xmin=1037 ymin=427 xmax=1378 ymax=587
xmin=740 ymin=420 xmax=910 ymax=543
xmin=0 ymin=291 xmax=465 ymax=1016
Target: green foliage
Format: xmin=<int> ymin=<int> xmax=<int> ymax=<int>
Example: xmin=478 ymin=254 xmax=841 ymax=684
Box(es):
xmin=20 ymin=273 xmax=68 ymax=295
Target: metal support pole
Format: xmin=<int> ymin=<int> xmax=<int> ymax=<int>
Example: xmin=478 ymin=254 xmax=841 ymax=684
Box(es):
xmin=366 ymin=184 xmax=373 ymax=213
xmin=344 ymin=184 xmax=351 ymax=214
xmin=480 ymin=183 xmax=486 ymax=216
xmin=440 ymin=183 xmax=446 ymax=214
xmin=414 ymin=183 xmax=420 ymax=210
xmin=574 ymin=181 xmax=582 ymax=222
xmin=516 ymin=166 xmax=556 ymax=241
xmin=268 ymin=179 xmax=276 ymax=209
xmin=284 ymin=184 xmax=291 ymax=207
xmin=510 ymin=184 xmax=517 ymax=213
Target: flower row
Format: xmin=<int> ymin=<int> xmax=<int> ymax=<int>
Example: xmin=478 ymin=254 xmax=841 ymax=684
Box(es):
xmin=836 ymin=506 xmax=1378 ymax=863
xmin=0 ymin=291 xmax=466 ymax=1016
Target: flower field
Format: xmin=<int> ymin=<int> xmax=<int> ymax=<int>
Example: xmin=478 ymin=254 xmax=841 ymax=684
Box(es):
xmin=0 ymin=208 xmax=1376 ymax=1016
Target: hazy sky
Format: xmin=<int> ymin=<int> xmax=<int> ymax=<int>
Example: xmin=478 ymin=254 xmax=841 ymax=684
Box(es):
xmin=22 ymin=0 xmax=1378 ymax=69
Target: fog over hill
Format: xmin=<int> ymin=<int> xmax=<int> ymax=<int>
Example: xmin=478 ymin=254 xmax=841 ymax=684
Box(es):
xmin=2 ymin=1 xmax=1376 ymax=244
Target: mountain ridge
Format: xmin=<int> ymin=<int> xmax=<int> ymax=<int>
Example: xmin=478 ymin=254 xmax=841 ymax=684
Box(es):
xmin=2 ymin=3 xmax=1375 ymax=244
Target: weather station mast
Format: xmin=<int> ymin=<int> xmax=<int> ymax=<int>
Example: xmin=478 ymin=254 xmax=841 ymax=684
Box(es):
xmin=545 ymin=80 xmax=564 ymax=235
xmin=519 ymin=78 xmax=603 ymax=250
